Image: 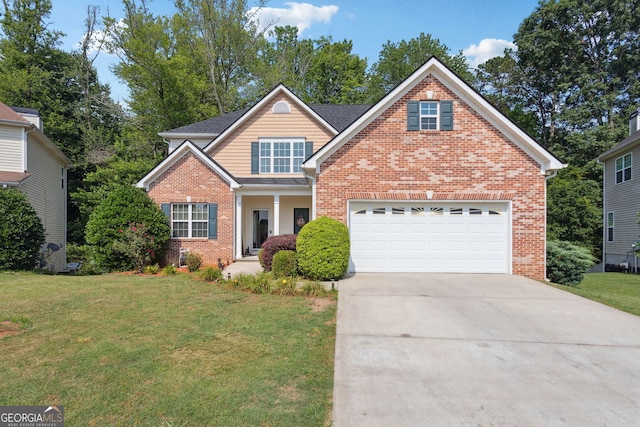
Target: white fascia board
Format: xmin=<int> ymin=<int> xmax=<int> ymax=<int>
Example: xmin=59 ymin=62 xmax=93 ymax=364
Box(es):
xmin=136 ymin=141 xmax=240 ymax=190
xmin=203 ymin=85 xmax=338 ymax=154
xmin=305 ymin=57 xmax=565 ymax=173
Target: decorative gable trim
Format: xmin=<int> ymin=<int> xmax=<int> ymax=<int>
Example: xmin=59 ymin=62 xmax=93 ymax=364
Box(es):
xmin=202 ymin=84 xmax=338 ymax=154
xmin=303 ymin=56 xmax=565 ymax=174
xmin=136 ymin=140 xmax=240 ymax=191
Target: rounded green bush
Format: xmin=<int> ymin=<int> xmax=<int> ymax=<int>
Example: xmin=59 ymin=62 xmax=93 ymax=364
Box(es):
xmin=296 ymin=216 xmax=350 ymax=281
xmin=0 ymin=189 xmax=45 ymax=270
xmin=272 ymin=250 xmax=298 ymax=278
xmin=546 ymin=240 xmax=596 ymax=286
xmin=85 ymin=185 xmax=170 ymax=272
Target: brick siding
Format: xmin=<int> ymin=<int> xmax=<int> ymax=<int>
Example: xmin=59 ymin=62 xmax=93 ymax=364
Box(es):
xmin=147 ymin=152 xmax=234 ymax=267
xmin=316 ymin=77 xmax=548 ymax=279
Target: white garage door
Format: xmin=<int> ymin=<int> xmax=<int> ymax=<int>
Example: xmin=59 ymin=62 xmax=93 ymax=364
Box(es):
xmin=349 ymin=202 xmax=510 ymax=273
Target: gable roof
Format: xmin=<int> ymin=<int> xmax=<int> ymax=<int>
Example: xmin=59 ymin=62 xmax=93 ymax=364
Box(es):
xmin=0 ymin=101 xmax=30 ymax=124
xmin=136 ymin=140 xmax=239 ymax=191
xmin=303 ymin=57 xmax=565 ymax=174
xmin=598 ymin=130 xmax=640 ymax=161
xmin=158 ymin=87 xmax=371 ymax=141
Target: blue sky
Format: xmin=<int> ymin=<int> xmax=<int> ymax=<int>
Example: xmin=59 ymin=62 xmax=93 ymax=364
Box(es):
xmin=50 ymin=0 xmax=541 ymax=105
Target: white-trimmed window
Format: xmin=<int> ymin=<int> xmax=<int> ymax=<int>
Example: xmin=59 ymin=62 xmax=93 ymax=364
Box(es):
xmin=420 ymin=102 xmax=439 ymax=130
xmin=172 ymin=203 xmax=208 ymax=238
xmin=607 ymin=212 xmax=614 ymax=242
xmin=615 ymin=153 xmax=632 ymax=183
xmin=259 ymin=139 xmax=305 ymax=173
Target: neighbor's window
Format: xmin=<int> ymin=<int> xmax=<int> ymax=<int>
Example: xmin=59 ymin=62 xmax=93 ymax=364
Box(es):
xmin=607 ymin=212 xmax=614 ymax=242
xmin=615 ymin=153 xmax=632 ymax=183
xmin=260 ymin=139 xmax=305 ymax=173
xmin=172 ymin=203 xmax=208 ymax=238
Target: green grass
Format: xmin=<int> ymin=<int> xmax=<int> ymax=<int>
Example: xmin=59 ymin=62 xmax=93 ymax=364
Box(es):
xmin=552 ymin=272 xmax=640 ymax=317
xmin=0 ymin=272 xmax=336 ymax=426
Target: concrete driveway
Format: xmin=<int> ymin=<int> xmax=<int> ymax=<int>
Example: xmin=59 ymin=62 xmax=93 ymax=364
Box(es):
xmin=332 ymin=273 xmax=640 ymax=426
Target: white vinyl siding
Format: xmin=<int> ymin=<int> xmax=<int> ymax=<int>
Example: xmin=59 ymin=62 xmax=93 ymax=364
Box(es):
xmin=0 ymin=126 xmax=25 ymax=172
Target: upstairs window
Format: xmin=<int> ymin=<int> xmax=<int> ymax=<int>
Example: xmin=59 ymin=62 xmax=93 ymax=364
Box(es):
xmin=251 ymin=139 xmax=313 ymax=174
xmin=407 ymin=100 xmax=453 ymax=131
xmin=615 ymin=153 xmax=631 ymax=183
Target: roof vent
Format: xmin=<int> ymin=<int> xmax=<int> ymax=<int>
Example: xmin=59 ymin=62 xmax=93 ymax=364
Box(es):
xmin=272 ymin=101 xmax=291 ymax=114
xmin=630 ymin=110 xmax=639 ymax=135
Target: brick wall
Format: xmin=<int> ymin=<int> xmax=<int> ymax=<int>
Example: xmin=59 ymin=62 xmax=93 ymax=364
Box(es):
xmin=316 ymin=76 xmax=548 ymax=280
xmin=147 ymin=152 xmax=234 ymax=267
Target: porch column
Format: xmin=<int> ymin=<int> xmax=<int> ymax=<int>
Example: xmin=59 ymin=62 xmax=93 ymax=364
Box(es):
xmin=273 ymin=194 xmax=280 ymax=236
xmin=235 ymin=194 xmax=243 ymax=259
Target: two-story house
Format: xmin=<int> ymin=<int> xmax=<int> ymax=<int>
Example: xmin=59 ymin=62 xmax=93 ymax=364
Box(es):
xmin=137 ymin=57 xmax=564 ymax=280
xmin=0 ymin=101 xmax=71 ymax=271
xmin=597 ymin=110 xmax=640 ymax=272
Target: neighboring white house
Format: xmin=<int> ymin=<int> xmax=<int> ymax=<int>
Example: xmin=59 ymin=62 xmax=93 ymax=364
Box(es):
xmin=0 ymin=101 xmax=71 ymax=271
xmin=598 ymin=110 xmax=640 ymax=272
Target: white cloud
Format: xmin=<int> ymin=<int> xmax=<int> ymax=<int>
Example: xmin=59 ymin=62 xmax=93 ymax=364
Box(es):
xmin=249 ymin=2 xmax=339 ymax=36
xmin=463 ymin=38 xmax=516 ymax=68
xmin=76 ymin=19 xmax=126 ymax=56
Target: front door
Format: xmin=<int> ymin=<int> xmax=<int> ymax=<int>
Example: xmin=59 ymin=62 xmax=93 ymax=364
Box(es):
xmin=252 ymin=209 xmax=269 ymax=250
xmin=294 ymin=208 xmax=310 ymax=234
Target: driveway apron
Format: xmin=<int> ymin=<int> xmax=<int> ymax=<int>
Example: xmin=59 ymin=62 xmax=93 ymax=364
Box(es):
xmin=332 ymin=273 xmax=640 ymax=426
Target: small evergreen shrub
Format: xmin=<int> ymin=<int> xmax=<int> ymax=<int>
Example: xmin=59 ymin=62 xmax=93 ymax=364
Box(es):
xmin=300 ymin=281 xmax=328 ymax=297
xmin=296 ymin=217 xmax=350 ymax=281
xmin=0 ymin=189 xmax=45 ymax=271
xmin=547 ymin=240 xmax=596 ymax=286
xmin=185 ymin=252 xmax=203 ymax=272
xmin=200 ymin=266 xmax=223 ymax=282
xmin=260 ymin=234 xmax=297 ymax=271
xmin=272 ymin=250 xmax=298 ymax=278
xmin=162 ymin=264 xmax=177 ymax=276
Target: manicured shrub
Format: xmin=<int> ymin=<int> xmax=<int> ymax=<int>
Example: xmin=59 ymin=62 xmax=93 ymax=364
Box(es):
xmin=85 ymin=185 xmax=170 ymax=272
xmin=200 ymin=266 xmax=223 ymax=282
xmin=296 ymin=216 xmax=350 ymax=281
xmin=272 ymin=250 xmax=298 ymax=278
xmin=260 ymin=234 xmax=297 ymax=271
xmin=0 ymin=189 xmax=45 ymax=271
xmin=547 ymin=240 xmax=596 ymax=286
xmin=185 ymin=252 xmax=203 ymax=272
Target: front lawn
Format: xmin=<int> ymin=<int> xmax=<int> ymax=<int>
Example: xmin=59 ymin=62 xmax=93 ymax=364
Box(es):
xmin=553 ymin=272 xmax=640 ymax=317
xmin=0 ymin=272 xmax=336 ymax=426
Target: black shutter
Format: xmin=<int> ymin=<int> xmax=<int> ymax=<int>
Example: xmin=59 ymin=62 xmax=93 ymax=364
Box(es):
xmin=305 ymin=141 xmax=313 ymax=160
xmin=440 ymin=100 xmax=453 ymax=131
xmin=251 ymin=142 xmax=259 ymax=174
xmin=208 ymin=203 xmax=218 ymax=240
xmin=407 ymin=101 xmax=420 ymax=131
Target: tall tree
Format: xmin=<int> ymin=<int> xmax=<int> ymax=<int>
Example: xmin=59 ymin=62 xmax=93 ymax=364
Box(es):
xmin=365 ymin=33 xmax=472 ymax=102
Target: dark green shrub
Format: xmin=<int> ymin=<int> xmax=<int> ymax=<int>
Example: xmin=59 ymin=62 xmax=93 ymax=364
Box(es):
xmin=296 ymin=217 xmax=350 ymax=281
xmin=185 ymin=252 xmax=203 ymax=272
xmin=272 ymin=250 xmax=298 ymax=278
xmin=547 ymin=240 xmax=596 ymax=286
xmin=200 ymin=266 xmax=223 ymax=282
xmin=260 ymin=234 xmax=297 ymax=271
xmin=0 ymin=189 xmax=45 ymax=271
xmin=85 ymin=185 xmax=170 ymax=272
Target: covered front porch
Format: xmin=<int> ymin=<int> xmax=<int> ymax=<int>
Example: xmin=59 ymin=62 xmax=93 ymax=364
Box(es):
xmin=233 ymin=182 xmax=313 ymax=259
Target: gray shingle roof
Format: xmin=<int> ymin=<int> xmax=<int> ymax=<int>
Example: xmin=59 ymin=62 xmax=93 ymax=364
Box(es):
xmin=598 ymin=130 xmax=640 ymax=160
xmin=161 ymin=104 xmax=372 ymax=136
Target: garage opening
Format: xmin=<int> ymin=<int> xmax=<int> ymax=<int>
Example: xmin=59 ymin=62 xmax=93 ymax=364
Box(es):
xmin=348 ymin=201 xmax=510 ymax=273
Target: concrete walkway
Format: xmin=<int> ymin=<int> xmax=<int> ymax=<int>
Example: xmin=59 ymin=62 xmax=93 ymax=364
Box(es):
xmin=332 ymin=273 xmax=640 ymax=426
xmin=222 ymin=257 xmax=263 ymax=277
